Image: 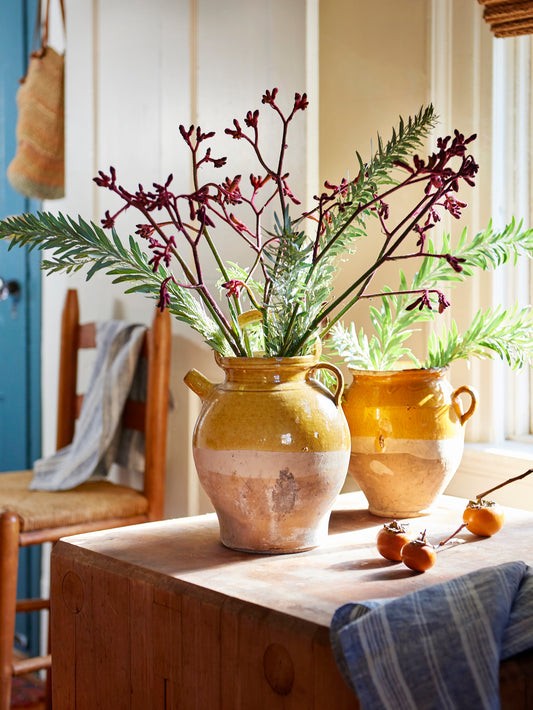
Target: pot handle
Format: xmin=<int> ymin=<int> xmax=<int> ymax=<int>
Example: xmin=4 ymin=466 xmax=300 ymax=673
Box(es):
xmin=308 ymin=362 xmax=345 ymax=407
xmin=184 ymin=368 xmax=216 ymax=402
xmin=451 ymin=385 xmax=478 ymax=426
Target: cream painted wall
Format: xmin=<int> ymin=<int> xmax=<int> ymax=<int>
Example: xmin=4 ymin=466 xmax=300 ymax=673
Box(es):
xmin=42 ymin=0 xmax=318 ymax=518
xmin=319 ymin=0 xmax=431 ymax=357
xmin=319 ymin=1 xmax=430 ymax=181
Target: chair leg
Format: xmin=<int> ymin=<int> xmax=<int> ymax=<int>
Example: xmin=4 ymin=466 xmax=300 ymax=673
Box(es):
xmin=45 ymin=545 xmax=53 ymax=710
xmin=0 ymin=512 xmax=20 ymax=710
xmin=45 ymin=665 xmax=52 ymax=710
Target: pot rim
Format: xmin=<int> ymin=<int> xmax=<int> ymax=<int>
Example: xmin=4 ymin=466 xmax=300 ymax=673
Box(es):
xmin=215 ymin=340 xmax=322 ymax=368
xmin=215 ymin=351 xmax=320 ymax=368
xmin=347 ymin=365 xmax=450 ymax=375
xmin=347 ymin=365 xmax=450 ymax=376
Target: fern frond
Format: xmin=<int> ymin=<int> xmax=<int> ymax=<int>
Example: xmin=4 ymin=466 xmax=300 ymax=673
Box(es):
xmin=328 ymin=322 xmax=376 ymax=370
xmin=411 ymin=220 xmax=533 ymax=293
xmin=341 ymin=220 xmax=533 ymax=369
xmin=425 ymin=304 xmax=533 ymax=369
xmin=0 ymin=212 xmax=231 ymax=352
xmin=356 ymin=105 xmax=438 ymax=191
xmin=316 ymin=105 xmax=438 ymax=261
xmin=262 ymin=208 xmax=330 ymax=356
xmin=329 ymin=317 xmax=420 ymax=371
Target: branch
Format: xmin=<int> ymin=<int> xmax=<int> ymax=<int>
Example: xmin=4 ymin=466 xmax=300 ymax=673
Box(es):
xmin=476 ymin=469 xmax=533 ymax=501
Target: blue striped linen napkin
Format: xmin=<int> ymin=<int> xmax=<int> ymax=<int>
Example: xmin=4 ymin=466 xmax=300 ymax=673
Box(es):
xmin=31 ymin=320 xmax=147 ymax=490
xmin=330 ymin=561 xmax=533 ymax=710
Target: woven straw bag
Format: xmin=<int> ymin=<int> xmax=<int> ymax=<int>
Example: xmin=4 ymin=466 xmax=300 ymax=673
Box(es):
xmin=7 ymin=0 xmax=65 ymax=200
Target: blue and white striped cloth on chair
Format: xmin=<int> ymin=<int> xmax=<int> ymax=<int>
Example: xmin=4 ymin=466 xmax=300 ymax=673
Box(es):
xmin=31 ymin=320 xmax=147 ymax=491
xmin=330 ymin=561 xmax=533 ymax=710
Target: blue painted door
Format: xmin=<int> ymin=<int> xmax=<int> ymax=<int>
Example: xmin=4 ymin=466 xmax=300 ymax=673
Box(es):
xmin=0 ymin=0 xmax=42 ymax=656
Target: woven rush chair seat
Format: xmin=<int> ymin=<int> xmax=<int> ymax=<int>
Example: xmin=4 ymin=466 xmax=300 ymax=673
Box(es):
xmin=0 ymin=471 xmax=149 ymax=534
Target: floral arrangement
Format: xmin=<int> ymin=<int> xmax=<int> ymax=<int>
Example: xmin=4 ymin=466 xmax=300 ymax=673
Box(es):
xmin=1 ymin=88 xmax=533 ymax=366
xmin=330 ymin=218 xmax=533 ymax=371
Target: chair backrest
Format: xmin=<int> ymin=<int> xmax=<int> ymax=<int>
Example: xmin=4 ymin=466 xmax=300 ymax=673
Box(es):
xmin=55 ymin=289 xmax=171 ymax=520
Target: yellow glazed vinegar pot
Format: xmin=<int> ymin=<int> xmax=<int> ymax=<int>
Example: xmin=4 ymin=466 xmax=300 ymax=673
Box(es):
xmin=343 ymin=367 xmax=477 ymax=518
xmin=184 ymin=352 xmax=351 ymax=553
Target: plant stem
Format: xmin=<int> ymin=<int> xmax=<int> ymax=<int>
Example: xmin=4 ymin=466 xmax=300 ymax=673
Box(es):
xmin=476 ymin=469 xmax=533 ymax=501
xmin=310 ymin=173 xmax=430 ymax=272
xmin=285 ymin=179 xmax=453 ymax=354
xmin=191 ymin=283 xmax=244 ymax=356
xmin=437 ymin=522 xmax=468 ymax=548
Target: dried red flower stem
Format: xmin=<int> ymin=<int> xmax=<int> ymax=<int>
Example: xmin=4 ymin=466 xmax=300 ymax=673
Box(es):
xmin=94 ymin=90 xmax=478 ymax=357
xmin=288 ymin=146 xmax=475 ymax=352
xmin=301 ymin=184 xmax=452 ymax=346
xmin=293 ymin=184 xmax=432 ymax=335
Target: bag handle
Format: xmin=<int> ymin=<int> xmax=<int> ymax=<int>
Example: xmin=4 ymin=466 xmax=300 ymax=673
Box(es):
xmin=40 ymin=0 xmax=66 ymax=51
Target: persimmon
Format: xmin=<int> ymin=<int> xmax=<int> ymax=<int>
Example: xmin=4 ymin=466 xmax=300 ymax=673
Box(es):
xmin=400 ymin=530 xmax=437 ymax=572
xmin=376 ymin=521 xmax=412 ymax=561
xmin=463 ymin=499 xmax=504 ymax=537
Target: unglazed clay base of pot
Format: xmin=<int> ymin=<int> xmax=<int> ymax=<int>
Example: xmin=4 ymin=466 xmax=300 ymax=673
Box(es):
xmin=195 ymin=448 xmax=350 ymax=552
xmin=348 ymin=437 xmax=463 ymax=518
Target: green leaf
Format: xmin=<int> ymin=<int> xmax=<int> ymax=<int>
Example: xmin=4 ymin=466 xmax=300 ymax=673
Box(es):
xmin=0 ymin=211 xmax=241 ymax=355
xmin=425 ymin=304 xmax=533 ymax=369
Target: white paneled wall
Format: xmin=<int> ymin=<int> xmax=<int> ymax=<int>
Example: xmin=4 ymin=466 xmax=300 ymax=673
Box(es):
xmin=43 ymin=0 xmax=318 ymax=518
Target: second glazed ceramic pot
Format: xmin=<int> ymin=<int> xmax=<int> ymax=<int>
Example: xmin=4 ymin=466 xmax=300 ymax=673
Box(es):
xmin=342 ymin=367 xmax=477 ymax=517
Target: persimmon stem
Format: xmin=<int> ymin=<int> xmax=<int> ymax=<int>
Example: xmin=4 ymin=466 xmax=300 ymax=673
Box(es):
xmin=437 ymin=522 xmax=468 ymax=548
xmin=476 ymin=468 xmax=533 ymax=501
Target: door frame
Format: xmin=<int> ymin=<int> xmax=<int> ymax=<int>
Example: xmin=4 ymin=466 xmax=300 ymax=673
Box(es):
xmin=0 ymin=0 xmax=42 ymax=656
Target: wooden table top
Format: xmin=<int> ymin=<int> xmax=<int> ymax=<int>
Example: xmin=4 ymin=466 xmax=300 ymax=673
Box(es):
xmin=55 ymin=492 xmax=533 ymax=629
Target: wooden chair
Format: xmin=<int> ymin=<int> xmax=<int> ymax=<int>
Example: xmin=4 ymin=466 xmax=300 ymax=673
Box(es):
xmin=0 ymin=288 xmax=171 ymax=710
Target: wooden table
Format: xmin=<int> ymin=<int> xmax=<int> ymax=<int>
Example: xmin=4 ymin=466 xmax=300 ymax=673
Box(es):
xmin=50 ymin=492 xmax=533 ymax=709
